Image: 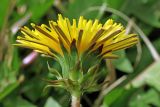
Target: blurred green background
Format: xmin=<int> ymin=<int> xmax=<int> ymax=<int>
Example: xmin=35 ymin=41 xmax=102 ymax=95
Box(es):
xmin=0 ymin=0 xmax=160 ymax=107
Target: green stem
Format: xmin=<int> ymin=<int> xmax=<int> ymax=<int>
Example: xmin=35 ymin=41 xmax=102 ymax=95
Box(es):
xmin=71 ymin=96 xmax=81 ymax=107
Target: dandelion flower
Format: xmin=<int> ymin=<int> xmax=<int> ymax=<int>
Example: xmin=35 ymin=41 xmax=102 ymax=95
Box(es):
xmin=15 ymin=14 xmax=138 ymax=60
xmin=15 ymin=14 xmax=138 ymax=97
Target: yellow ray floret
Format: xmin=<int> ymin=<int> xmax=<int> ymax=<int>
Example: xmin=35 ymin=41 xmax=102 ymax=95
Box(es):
xmin=15 ymin=14 xmax=138 ymax=59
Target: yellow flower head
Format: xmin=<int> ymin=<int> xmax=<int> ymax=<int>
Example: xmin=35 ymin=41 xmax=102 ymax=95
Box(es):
xmin=15 ymin=14 xmax=138 ymax=60
xmin=15 ymin=14 xmax=139 ymax=94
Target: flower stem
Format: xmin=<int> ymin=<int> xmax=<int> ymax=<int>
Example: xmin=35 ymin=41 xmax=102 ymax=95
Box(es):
xmin=71 ymin=96 xmax=81 ymax=107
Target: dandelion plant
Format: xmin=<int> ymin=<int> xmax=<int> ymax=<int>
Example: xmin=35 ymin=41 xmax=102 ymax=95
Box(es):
xmin=15 ymin=14 xmax=138 ymax=107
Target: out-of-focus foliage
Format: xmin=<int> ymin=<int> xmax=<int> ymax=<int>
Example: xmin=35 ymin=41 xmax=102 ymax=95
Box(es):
xmin=0 ymin=0 xmax=160 ymax=107
xmin=129 ymin=89 xmax=160 ymax=107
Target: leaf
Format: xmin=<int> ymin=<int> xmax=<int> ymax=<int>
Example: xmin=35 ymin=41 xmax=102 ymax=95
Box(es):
xmin=0 ymin=82 xmax=19 ymax=101
xmin=129 ymin=89 xmax=160 ymax=107
xmin=44 ymin=97 xmax=61 ymax=107
xmin=30 ymin=0 xmax=54 ymax=21
xmin=112 ymin=50 xmax=133 ymax=73
xmin=124 ymin=0 xmax=160 ymax=28
xmin=131 ymin=60 xmax=160 ymax=91
xmin=0 ymin=0 xmax=10 ymax=29
xmin=17 ymin=0 xmax=54 ymax=22
xmin=103 ymin=87 xmax=125 ymax=106
xmin=104 ymin=0 xmax=126 ymax=9
xmin=12 ymin=47 xmax=21 ymax=73
xmin=137 ymin=22 xmax=153 ymax=36
xmin=21 ymin=77 xmax=46 ymax=102
xmin=2 ymin=96 xmax=36 ymax=107
xmin=127 ymin=38 xmax=160 ymax=73
xmin=103 ymin=87 xmax=136 ymax=107
xmin=65 ymin=0 xmax=103 ymax=19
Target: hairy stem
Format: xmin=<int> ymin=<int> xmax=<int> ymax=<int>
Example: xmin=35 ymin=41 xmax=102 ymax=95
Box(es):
xmin=71 ymin=96 xmax=81 ymax=107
